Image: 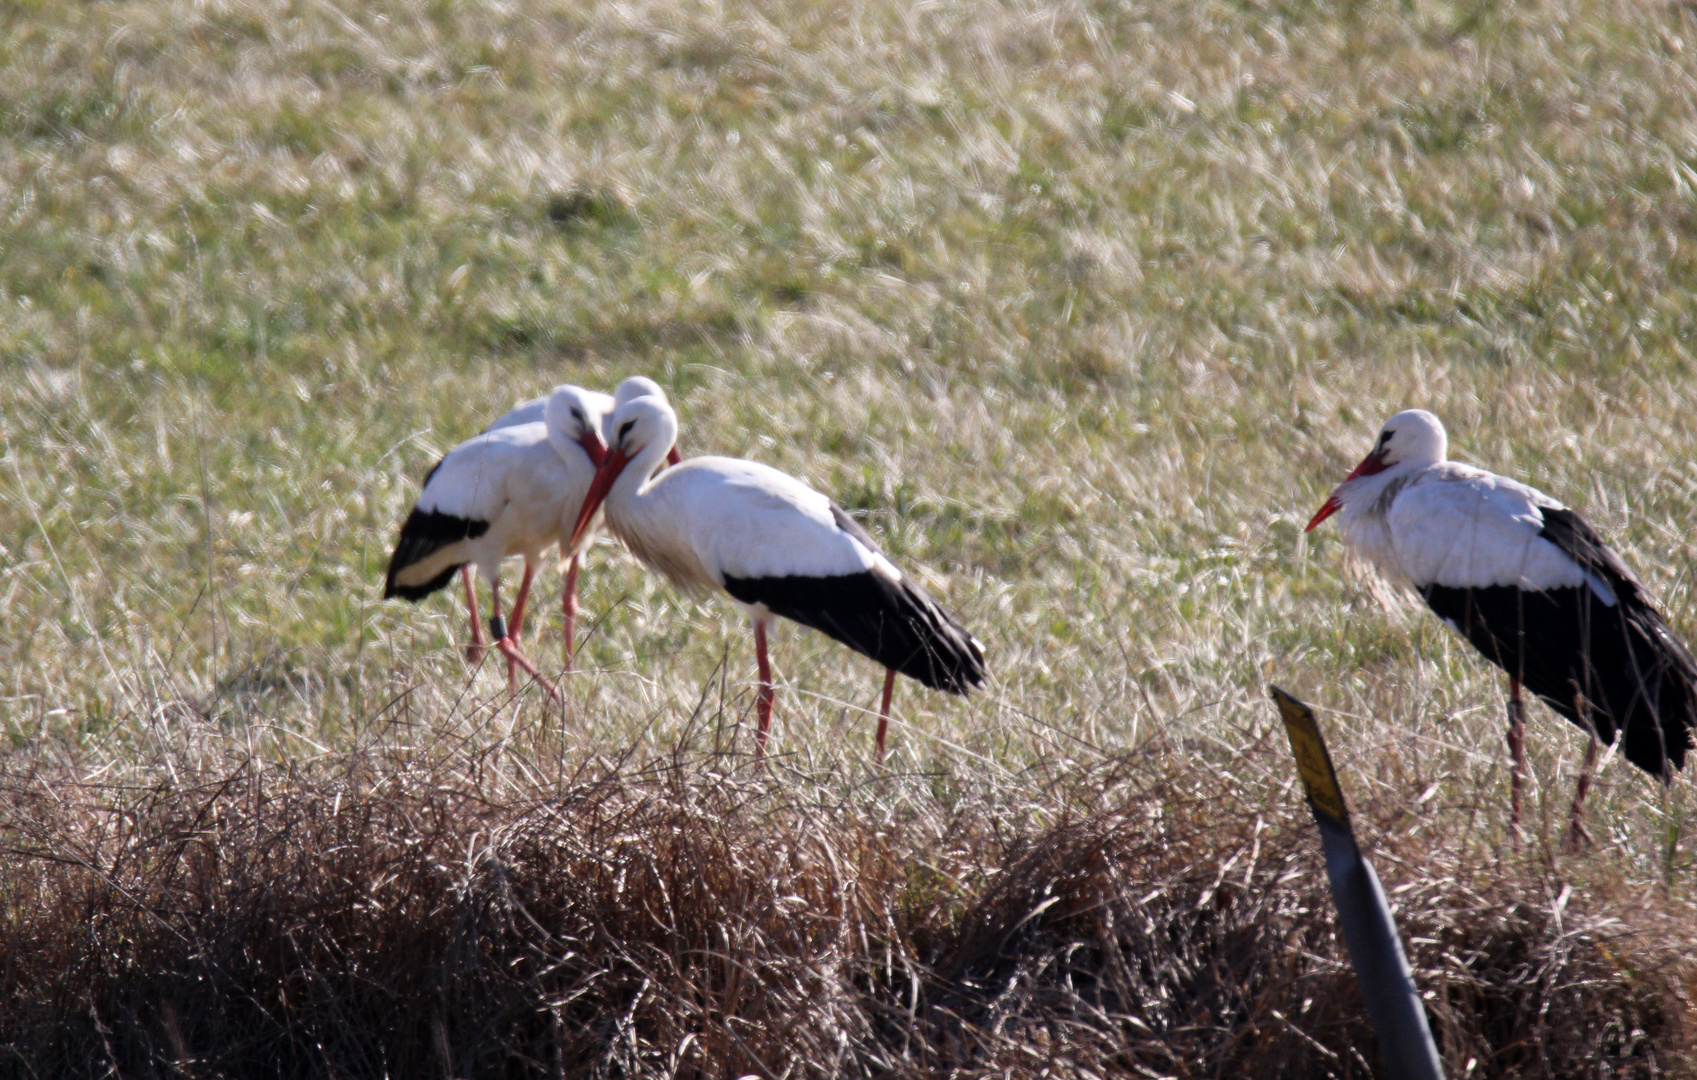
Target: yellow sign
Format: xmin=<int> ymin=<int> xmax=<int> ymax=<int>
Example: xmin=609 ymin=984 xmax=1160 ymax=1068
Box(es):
xmin=1269 ymin=685 xmax=1350 ymax=827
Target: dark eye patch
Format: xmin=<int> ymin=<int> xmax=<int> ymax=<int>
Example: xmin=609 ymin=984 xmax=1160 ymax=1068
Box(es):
xmin=619 ymin=419 xmax=636 ymax=442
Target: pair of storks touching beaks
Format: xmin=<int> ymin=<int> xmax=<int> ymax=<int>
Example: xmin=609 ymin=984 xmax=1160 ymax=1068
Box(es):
xmin=387 ymin=389 xmax=1697 ymax=842
xmin=384 ymin=378 xmax=984 ymax=761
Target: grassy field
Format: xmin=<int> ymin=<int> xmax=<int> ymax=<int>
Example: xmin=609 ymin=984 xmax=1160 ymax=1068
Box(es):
xmin=4 ymin=0 xmax=1697 ymax=1073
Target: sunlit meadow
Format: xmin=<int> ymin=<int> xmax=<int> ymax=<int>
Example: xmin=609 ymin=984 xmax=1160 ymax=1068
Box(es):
xmin=3 ymin=0 xmax=1697 ymax=1073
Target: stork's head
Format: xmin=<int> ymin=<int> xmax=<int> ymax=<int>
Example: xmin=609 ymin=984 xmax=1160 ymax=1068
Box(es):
xmin=544 ymin=385 xmax=609 ymax=466
xmin=567 ymin=394 xmax=680 ymax=551
xmin=610 ymin=376 xmax=682 ymax=466
xmin=605 ymin=394 xmax=676 ymax=459
xmin=613 ymin=376 xmax=665 ymax=408
xmin=1305 ymin=409 xmax=1447 ymax=531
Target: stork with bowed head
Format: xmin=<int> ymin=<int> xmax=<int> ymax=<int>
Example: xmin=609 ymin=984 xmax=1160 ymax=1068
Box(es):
xmin=383 ymin=384 xmax=612 ymax=698
xmin=489 ymin=376 xmax=674 ymax=443
xmin=567 ymin=394 xmax=986 ymax=761
xmin=1306 ymin=408 xmax=1697 ymax=845
xmin=482 ymin=376 xmax=683 ymax=667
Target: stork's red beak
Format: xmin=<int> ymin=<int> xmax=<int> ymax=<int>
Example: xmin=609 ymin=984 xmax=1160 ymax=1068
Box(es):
xmin=579 ymin=432 xmax=608 ymax=468
xmin=667 ymin=446 xmax=682 ymax=467
xmin=1305 ymin=495 xmax=1342 ymax=532
xmin=1304 ymin=448 xmax=1389 ymax=532
xmin=567 ymin=445 xmax=632 ymax=552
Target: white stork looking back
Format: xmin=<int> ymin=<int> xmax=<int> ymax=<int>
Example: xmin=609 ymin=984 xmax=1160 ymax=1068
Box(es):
xmin=383 ymin=385 xmax=612 ymax=696
xmin=566 ymin=394 xmax=986 ymax=760
xmin=1306 ymin=408 xmax=1697 ymax=844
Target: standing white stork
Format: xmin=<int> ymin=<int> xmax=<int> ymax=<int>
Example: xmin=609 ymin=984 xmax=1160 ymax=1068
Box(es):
xmin=566 ymin=394 xmax=986 ymax=760
xmin=383 ymin=385 xmax=610 ymax=696
xmin=1306 ymin=408 xmax=1697 ymax=844
xmin=478 ymin=375 xmax=682 ymax=666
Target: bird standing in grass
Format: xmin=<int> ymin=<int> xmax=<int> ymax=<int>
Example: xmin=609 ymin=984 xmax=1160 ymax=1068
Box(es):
xmin=481 ymin=376 xmax=682 ymax=665
xmin=1306 ymin=408 xmax=1697 ymax=845
xmin=566 ymin=393 xmax=986 ymax=760
xmin=383 ymin=384 xmax=611 ymax=696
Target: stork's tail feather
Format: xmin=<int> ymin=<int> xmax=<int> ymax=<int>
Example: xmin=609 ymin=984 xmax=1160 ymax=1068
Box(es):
xmin=382 ymin=506 xmax=487 ymax=602
xmin=1422 ymin=581 xmax=1697 ymax=780
xmin=875 ymin=576 xmax=986 ymax=694
xmin=383 ymin=561 xmax=461 ymax=602
xmin=1613 ymin=605 xmax=1697 ymax=778
xmin=723 ymin=570 xmax=986 ymax=694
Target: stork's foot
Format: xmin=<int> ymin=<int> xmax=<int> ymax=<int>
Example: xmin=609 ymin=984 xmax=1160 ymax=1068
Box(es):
xmin=495 ymin=636 xmax=561 ymax=703
xmin=465 ymin=642 xmax=488 ymax=665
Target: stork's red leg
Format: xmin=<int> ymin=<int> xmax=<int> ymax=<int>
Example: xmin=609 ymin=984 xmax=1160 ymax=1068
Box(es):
xmin=1568 ymin=732 xmax=1599 ymax=849
xmin=753 ymin=618 xmax=774 ymax=757
xmin=487 ymin=577 xmax=560 ymax=702
xmin=875 ymin=668 xmax=895 ymax=764
xmin=462 ymin=567 xmax=487 ymax=664
xmin=508 ymin=562 xmax=536 ymax=644
xmin=493 ymin=638 xmax=562 ymax=702
xmin=487 ymin=579 xmax=518 ymax=694
xmin=1506 ymin=678 xmax=1528 ymax=844
xmin=561 ymin=555 xmax=580 ymax=672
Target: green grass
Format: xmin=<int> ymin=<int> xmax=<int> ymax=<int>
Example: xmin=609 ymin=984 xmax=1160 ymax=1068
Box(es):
xmin=4 ymin=0 xmax=1697 ymax=1072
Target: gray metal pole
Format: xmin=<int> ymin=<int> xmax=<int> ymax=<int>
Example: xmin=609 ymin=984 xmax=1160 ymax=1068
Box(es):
xmin=1269 ymin=685 xmax=1445 ymax=1080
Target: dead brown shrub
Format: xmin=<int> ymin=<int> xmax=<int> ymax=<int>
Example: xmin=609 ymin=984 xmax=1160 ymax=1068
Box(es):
xmin=0 ymin=739 xmax=1688 ymax=1079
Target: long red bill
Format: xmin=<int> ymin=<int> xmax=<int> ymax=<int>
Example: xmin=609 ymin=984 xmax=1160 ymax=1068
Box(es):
xmin=1304 ymin=448 xmax=1388 ymax=532
xmin=567 ymin=446 xmax=631 ymax=551
xmin=666 ymin=446 xmax=681 ymax=467
xmin=1305 ymin=495 xmax=1341 ymax=532
xmin=580 ymin=433 xmax=609 ymax=468
xmin=1343 ymin=448 xmax=1389 ymax=482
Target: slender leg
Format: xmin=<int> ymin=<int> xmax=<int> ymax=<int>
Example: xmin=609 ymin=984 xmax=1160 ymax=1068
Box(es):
xmin=493 ymin=638 xmax=560 ymax=701
xmin=753 ymin=618 xmax=774 ymax=757
xmin=1507 ymin=678 xmax=1527 ymax=844
xmin=876 ymin=668 xmax=896 ymax=764
xmin=1568 ymin=732 xmax=1599 ymax=849
xmin=461 ymin=567 xmax=487 ymax=663
xmin=561 ymin=555 xmax=580 ymax=672
xmin=508 ymin=562 xmax=537 ymax=644
xmin=487 ymin=578 xmax=561 ymax=703
xmin=488 ymin=579 xmax=518 ymax=694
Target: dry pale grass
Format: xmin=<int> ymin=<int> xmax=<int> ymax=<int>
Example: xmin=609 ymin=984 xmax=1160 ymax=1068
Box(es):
xmin=1 ymin=709 xmax=1690 ymax=1078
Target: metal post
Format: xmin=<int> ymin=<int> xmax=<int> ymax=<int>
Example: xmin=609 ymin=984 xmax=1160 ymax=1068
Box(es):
xmin=1268 ymin=685 xmax=1445 ymax=1080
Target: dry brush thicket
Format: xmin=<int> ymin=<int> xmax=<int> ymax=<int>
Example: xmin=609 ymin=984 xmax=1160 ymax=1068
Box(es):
xmin=2 ymin=714 xmax=1690 ymax=1078
xmin=5 ymin=0 xmax=1697 ymax=1073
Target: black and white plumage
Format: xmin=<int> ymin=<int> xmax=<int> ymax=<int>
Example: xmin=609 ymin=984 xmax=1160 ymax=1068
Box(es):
xmin=1306 ymin=408 xmax=1697 ymax=839
xmin=566 ymin=394 xmax=986 ymax=759
xmin=383 ymin=385 xmax=611 ymax=695
xmin=386 ymin=377 xmax=685 ymax=684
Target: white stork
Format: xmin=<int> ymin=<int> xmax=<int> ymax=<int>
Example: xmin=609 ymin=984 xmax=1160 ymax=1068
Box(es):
xmin=488 ymin=376 xmax=669 ymax=435
xmin=566 ymin=394 xmax=986 ymax=760
xmin=475 ymin=375 xmax=682 ymax=666
xmin=1306 ymin=408 xmax=1697 ymax=844
xmin=383 ymin=385 xmax=611 ymax=696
